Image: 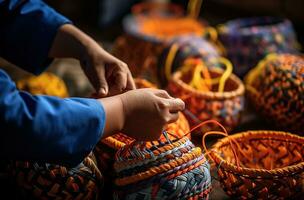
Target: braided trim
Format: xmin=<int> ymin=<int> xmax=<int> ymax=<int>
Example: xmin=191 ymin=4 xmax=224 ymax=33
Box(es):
xmin=115 ymin=139 xmax=193 ymax=172
xmin=210 ymin=130 xmax=304 ymax=178
xmin=115 ymin=137 xmax=189 ymax=168
xmin=115 ymin=147 xmax=203 ymax=186
xmin=102 ymin=135 xmax=131 ymax=150
xmin=83 ymin=157 xmax=102 ymax=181
xmin=115 ymin=155 xmax=208 ymax=192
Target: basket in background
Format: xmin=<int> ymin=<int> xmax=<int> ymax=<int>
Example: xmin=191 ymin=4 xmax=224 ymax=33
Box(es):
xmin=245 ymin=53 xmax=304 ymax=134
xmin=208 ymin=130 xmax=304 ymax=199
xmin=218 ymin=17 xmax=299 ymax=77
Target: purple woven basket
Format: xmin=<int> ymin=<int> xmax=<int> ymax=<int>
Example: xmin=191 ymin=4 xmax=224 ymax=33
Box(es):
xmin=218 ymin=17 xmax=299 ymax=77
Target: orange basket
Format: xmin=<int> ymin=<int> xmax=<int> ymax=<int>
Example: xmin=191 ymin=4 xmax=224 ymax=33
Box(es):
xmin=168 ymin=59 xmax=245 ymax=133
xmin=207 ymin=130 xmax=304 ymax=199
xmin=112 ymin=2 xmax=220 ymax=84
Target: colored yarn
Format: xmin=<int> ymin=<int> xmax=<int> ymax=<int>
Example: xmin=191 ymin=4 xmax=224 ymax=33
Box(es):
xmin=245 ymin=53 xmax=304 ymax=134
xmin=17 ymin=72 xmax=69 ymax=98
xmin=218 ymin=17 xmax=299 ymax=77
xmin=113 ymin=133 xmax=211 ymax=200
xmin=205 ymin=130 xmax=304 ymax=199
xmin=167 ymin=59 xmax=244 ymax=133
xmin=9 ymin=155 xmax=102 ymax=199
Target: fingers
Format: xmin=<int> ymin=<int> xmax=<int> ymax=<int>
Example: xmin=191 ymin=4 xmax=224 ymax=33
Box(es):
xmin=126 ymin=72 xmax=136 ymax=90
xmin=154 ymin=89 xmax=172 ymax=99
xmin=166 ymin=98 xmax=185 ymax=113
xmin=96 ymin=65 xmax=109 ymax=96
xmin=166 ymin=112 xmax=179 ymax=124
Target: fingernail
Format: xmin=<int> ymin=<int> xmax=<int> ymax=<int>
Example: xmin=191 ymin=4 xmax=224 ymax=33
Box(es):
xmin=99 ymin=88 xmax=106 ymax=95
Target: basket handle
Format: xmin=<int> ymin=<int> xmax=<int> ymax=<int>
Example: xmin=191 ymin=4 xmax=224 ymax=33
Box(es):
xmin=187 ymin=0 xmax=203 ymax=18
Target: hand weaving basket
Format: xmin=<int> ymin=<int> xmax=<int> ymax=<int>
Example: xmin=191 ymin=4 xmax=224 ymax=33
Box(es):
xmin=206 ymin=130 xmax=304 ymax=199
xmin=245 ymin=54 xmax=304 ymax=134
xmin=218 ymin=17 xmax=299 ymax=77
xmin=10 ymin=155 xmax=103 ymax=199
xmin=113 ymin=133 xmax=211 ymax=199
xmin=112 ymin=2 xmax=219 ymax=84
xmin=94 ymin=78 xmax=190 ymax=173
xmin=168 ymin=58 xmax=245 ymax=133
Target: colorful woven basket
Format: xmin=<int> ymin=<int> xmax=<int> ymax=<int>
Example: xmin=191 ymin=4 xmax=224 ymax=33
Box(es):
xmin=17 ymin=72 xmax=69 ymax=98
xmin=206 ymin=130 xmax=304 ymax=199
xmin=112 ymin=2 xmax=218 ymax=84
xmin=218 ymin=17 xmax=299 ymax=77
xmin=10 ymin=155 xmax=102 ymax=199
xmin=245 ymin=53 xmax=304 ymax=134
xmin=168 ymin=58 xmax=245 ymax=133
xmin=158 ymin=35 xmax=222 ymax=86
xmin=113 ymin=133 xmax=211 ymax=199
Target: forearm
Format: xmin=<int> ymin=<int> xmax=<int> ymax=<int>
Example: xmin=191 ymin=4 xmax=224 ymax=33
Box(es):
xmin=98 ymin=95 xmax=125 ymax=138
xmin=48 ymin=24 xmax=99 ymax=60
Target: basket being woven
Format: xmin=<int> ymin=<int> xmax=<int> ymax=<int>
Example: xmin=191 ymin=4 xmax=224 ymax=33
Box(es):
xmin=94 ymin=78 xmax=190 ymax=172
xmin=208 ymin=130 xmax=304 ymax=199
xmin=113 ymin=134 xmax=211 ymax=199
xmin=168 ymin=62 xmax=245 ymax=133
xmin=245 ymin=54 xmax=304 ymax=134
xmin=10 ymin=155 xmax=102 ymax=199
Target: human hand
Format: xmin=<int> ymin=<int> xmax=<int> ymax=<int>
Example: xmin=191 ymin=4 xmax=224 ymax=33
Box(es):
xmin=49 ymin=24 xmax=135 ymax=97
xmin=119 ymin=88 xmax=185 ymax=140
xmin=81 ymin=45 xmax=135 ymax=97
xmin=99 ymin=88 xmax=185 ymax=140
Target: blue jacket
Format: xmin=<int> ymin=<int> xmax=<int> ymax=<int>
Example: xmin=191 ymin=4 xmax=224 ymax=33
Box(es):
xmin=0 ymin=0 xmax=105 ymax=166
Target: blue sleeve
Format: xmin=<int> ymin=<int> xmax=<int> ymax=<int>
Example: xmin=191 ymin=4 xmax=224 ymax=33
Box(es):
xmin=0 ymin=0 xmax=71 ymax=74
xmin=0 ymin=70 xmax=105 ymax=166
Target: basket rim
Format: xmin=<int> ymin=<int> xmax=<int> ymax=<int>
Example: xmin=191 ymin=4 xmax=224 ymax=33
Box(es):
xmin=170 ymin=68 xmax=245 ymax=100
xmin=210 ymin=130 xmax=304 ymax=178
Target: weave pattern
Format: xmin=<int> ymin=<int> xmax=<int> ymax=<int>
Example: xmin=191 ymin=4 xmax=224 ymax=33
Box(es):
xmin=245 ymin=54 xmax=304 ymax=134
xmin=168 ymin=68 xmax=244 ymax=133
xmin=209 ymin=130 xmax=304 ymax=199
xmin=113 ymin=135 xmax=211 ymax=200
xmin=218 ymin=17 xmax=299 ymax=77
xmin=10 ymin=156 xmax=102 ymax=200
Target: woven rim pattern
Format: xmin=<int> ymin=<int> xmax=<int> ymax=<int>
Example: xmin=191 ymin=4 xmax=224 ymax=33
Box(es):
xmin=170 ymin=68 xmax=245 ymax=100
xmin=210 ymin=130 xmax=304 ymax=178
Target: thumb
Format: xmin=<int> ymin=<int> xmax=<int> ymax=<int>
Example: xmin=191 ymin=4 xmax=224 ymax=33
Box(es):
xmin=96 ymin=66 xmax=109 ymax=96
xmin=165 ymin=98 xmax=185 ymax=113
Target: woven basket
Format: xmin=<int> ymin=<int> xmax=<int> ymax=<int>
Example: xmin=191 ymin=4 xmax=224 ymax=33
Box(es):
xmin=158 ymin=35 xmax=222 ymax=87
xmin=218 ymin=17 xmax=299 ymax=77
xmin=112 ymin=2 xmax=217 ymax=84
xmin=113 ymin=135 xmax=211 ymax=199
xmin=245 ymin=54 xmax=304 ymax=134
xmin=10 ymin=155 xmax=102 ymax=199
xmin=168 ymin=67 xmax=245 ymax=133
xmin=208 ymin=130 xmax=304 ymax=199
